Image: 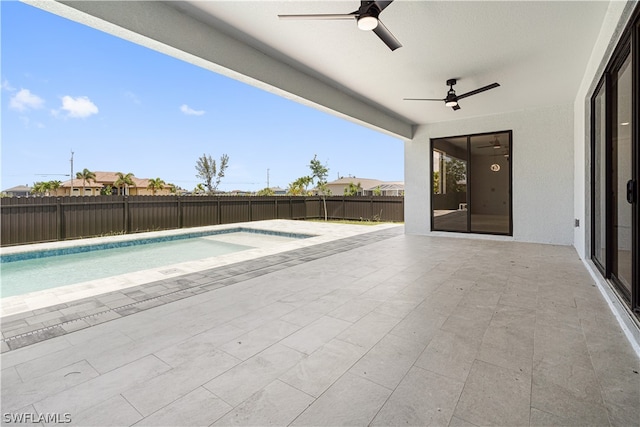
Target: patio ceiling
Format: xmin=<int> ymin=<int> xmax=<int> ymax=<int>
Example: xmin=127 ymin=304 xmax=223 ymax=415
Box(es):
xmin=35 ymin=1 xmax=610 ymax=138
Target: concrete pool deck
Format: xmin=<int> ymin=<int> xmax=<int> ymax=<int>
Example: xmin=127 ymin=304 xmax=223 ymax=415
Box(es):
xmin=1 ymin=220 xmax=638 ymax=426
xmin=1 ymin=220 xmax=400 ymax=350
xmin=0 ymin=220 xmax=399 ymax=316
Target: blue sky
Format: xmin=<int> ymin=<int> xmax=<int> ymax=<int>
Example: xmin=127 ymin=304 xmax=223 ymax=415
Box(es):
xmin=1 ymin=1 xmax=403 ymax=192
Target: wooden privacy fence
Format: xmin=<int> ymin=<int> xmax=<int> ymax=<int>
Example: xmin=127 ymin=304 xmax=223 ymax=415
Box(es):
xmin=0 ymin=195 xmax=404 ymax=246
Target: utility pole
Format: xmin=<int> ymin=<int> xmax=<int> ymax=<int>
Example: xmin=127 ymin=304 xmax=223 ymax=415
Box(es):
xmin=70 ymin=150 xmax=74 ymax=195
xmin=267 ymin=168 xmax=270 ymax=189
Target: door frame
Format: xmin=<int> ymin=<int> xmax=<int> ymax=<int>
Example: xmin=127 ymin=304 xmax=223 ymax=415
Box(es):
xmin=590 ymin=5 xmax=639 ymax=314
xmin=430 ymin=129 xmax=513 ymax=237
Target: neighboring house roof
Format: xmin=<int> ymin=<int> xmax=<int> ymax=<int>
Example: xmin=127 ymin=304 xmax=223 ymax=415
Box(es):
xmin=325 ymin=177 xmax=404 ymax=192
xmin=58 ymin=172 xmax=156 ymax=189
xmin=326 ymin=177 xmax=385 ymax=189
xmin=366 ymin=182 xmax=404 ymax=191
xmin=2 ymin=185 xmax=32 ymax=193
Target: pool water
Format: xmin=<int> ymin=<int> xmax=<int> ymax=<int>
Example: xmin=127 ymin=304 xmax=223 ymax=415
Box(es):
xmin=0 ymin=236 xmax=254 ymax=298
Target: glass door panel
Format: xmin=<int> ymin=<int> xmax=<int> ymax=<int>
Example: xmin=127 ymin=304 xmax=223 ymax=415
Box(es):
xmin=469 ymin=133 xmax=511 ymax=234
xmin=432 ymin=137 xmax=468 ymax=232
xmin=612 ymin=54 xmax=633 ymax=295
xmin=592 ymin=83 xmax=607 ymax=270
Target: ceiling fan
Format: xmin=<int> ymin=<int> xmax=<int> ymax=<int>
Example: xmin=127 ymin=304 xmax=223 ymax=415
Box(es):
xmin=404 ymin=79 xmax=500 ymax=110
xmin=477 ymin=135 xmax=503 ymax=149
xmin=278 ymin=1 xmax=402 ymax=51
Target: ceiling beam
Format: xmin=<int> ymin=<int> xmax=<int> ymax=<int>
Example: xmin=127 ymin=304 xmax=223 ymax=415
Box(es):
xmin=26 ymin=0 xmax=413 ymax=139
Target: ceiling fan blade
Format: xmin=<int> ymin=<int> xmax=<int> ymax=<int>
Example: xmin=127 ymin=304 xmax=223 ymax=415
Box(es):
xmin=373 ymin=1 xmax=394 ymax=12
xmin=372 ymin=20 xmax=402 ymax=51
xmin=452 ymin=104 xmax=461 ymax=111
xmin=403 ymin=98 xmax=444 ymax=101
xmin=456 ymin=83 xmax=500 ymax=100
xmin=278 ymin=13 xmax=357 ymax=20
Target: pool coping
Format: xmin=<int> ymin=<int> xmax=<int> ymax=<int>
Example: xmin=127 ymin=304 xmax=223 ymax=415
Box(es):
xmin=1 ymin=220 xmax=403 ymax=352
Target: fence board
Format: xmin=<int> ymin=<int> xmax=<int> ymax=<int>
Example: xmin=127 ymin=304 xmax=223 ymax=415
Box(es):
xmin=0 ymin=195 xmax=403 ymax=246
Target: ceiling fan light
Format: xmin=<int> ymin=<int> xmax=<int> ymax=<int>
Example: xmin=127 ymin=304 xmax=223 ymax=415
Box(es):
xmin=444 ymin=93 xmax=458 ymax=107
xmin=357 ymin=15 xmax=378 ymax=31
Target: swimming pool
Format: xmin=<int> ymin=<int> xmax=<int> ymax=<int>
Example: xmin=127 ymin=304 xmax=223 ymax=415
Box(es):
xmin=0 ymin=228 xmax=310 ymax=298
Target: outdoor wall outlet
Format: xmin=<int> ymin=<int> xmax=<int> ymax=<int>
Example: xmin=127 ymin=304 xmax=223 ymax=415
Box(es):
xmin=574 ymin=218 xmax=580 ymax=227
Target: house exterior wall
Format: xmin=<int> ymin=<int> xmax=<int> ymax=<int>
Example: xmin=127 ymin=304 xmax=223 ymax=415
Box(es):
xmin=405 ymin=104 xmax=574 ymax=245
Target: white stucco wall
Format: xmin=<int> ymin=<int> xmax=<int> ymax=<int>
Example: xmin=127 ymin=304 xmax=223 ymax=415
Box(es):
xmin=405 ymin=104 xmax=575 ymax=245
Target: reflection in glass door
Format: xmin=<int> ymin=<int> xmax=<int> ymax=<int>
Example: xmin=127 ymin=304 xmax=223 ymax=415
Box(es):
xmin=431 ymin=131 xmax=512 ymax=235
xmin=432 ymin=137 xmax=468 ymax=232
xmin=470 ymin=134 xmax=511 ymax=234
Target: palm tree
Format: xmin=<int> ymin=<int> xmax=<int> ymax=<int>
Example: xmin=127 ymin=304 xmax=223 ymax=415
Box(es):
xmin=31 ymin=181 xmax=50 ymax=196
xmin=49 ymin=180 xmax=62 ymax=196
xmin=76 ymin=168 xmax=96 ymax=195
xmin=147 ymin=177 xmax=166 ymax=195
xmin=114 ymin=172 xmax=135 ymax=196
xmin=287 ymin=176 xmax=312 ymax=196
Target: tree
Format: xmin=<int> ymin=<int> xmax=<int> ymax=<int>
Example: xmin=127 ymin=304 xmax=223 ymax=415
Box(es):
xmin=114 ymin=172 xmax=135 ymax=196
xmin=167 ymin=183 xmax=178 ymax=194
xmin=445 ymin=159 xmax=466 ymax=193
xmin=344 ymin=181 xmax=362 ymax=196
xmin=310 ymin=155 xmax=330 ymax=221
xmin=433 ymin=171 xmax=440 ymax=194
xmin=147 ymin=177 xmax=166 ymax=195
xmin=195 ymin=153 xmax=229 ymax=194
xmin=373 ymin=185 xmax=382 ymax=196
xmin=287 ymin=176 xmax=312 ymax=196
xmin=31 ymin=180 xmax=61 ymax=196
xmin=193 ymin=183 xmax=206 ymax=195
xmin=31 ymin=181 xmax=51 ymax=196
xmin=256 ymin=187 xmax=275 ymax=196
xmin=100 ymin=185 xmax=113 ymax=196
xmin=49 ymin=180 xmax=61 ymax=196
xmin=75 ymin=168 xmax=96 ymax=195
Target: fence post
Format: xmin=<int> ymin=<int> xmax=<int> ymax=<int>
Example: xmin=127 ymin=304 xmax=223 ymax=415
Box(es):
xmin=177 ymin=196 xmax=183 ymax=228
xmin=248 ymin=198 xmax=252 ymax=222
xmin=123 ymin=196 xmax=129 ymax=234
xmin=56 ymin=197 xmax=62 ymax=241
xmin=370 ymin=196 xmax=374 ymax=220
xmin=217 ymin=197 xmax=221 ymax=225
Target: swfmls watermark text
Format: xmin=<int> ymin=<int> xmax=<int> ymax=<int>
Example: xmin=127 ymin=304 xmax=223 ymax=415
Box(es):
xmin=3 ymin=413 xmax=71 ymax=424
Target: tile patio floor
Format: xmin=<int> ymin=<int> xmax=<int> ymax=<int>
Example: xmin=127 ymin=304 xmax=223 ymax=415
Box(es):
xmin=1 ymin=223 xmax=639 ymax=426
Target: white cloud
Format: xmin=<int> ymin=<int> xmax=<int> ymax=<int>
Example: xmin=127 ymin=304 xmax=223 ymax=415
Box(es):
xmin=9 ymin=89 xmax=44 ymax=111
xmin=2 ymin=79 xmax=16 ymax=91
xmin=60 ymin=95 xmax=98 ymax=118
xmin=180 ymin=104 xmax=205 ymax=116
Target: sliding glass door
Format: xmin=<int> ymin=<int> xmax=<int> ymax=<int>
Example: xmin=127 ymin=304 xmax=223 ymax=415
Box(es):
xmin=612 ymin=54 xmax=633 ymax=297
xmin=591 ymin=5 xmax=638 ymax=315
xmin=432 ymin=131 xmax=512 ymax=235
